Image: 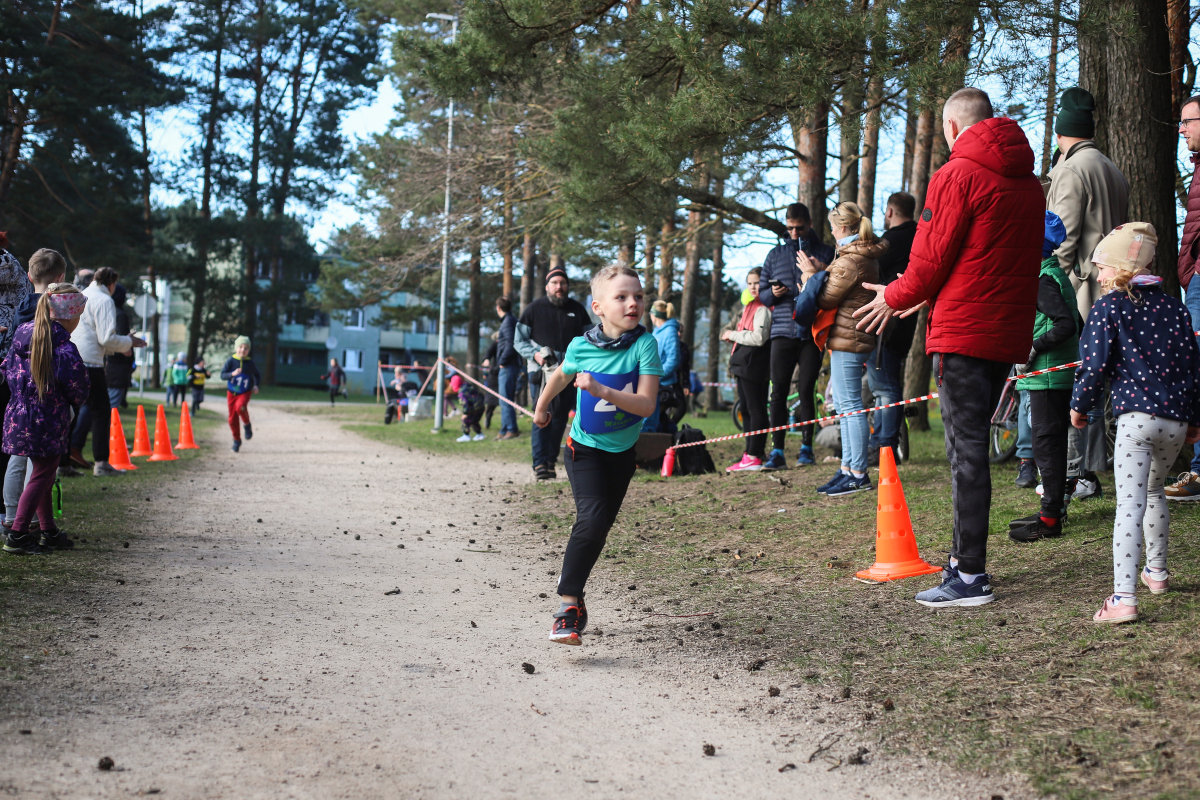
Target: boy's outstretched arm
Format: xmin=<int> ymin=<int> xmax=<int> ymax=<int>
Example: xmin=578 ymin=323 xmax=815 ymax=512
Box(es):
xmin=533 ymin=366 xmax=574 ymax=428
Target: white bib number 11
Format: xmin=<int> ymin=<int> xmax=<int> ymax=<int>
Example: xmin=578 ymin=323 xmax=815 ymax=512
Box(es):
xmin=594 ymin=382 xmax=633 ymax=412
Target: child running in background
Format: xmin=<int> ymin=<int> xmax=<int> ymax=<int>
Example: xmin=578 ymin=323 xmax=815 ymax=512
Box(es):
xmin=1 ymin=284 xmax=90 ymax=555
xmin=456 ymin=380 xmax=486 ymax=442
xmin=533 ymin=264 xmax=663 ymax=645
xmin=1070 ymin=224 xmax=1200 ymax=624
xmin=221 ymin=335 xmax=261 ymax=453
xmin=187 ymin=357 xmax=211 ymax=412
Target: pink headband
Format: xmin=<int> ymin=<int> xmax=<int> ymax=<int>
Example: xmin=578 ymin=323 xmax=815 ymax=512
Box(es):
xmin=48 ymin=291 xmax=86 ymax=320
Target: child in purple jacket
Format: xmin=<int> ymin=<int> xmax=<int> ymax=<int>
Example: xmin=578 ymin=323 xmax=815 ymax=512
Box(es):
xmin=2 ymin=284 xmax=90 ymax=555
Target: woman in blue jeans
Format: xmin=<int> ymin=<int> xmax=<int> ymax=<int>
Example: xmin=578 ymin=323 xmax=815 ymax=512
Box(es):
xmin=800 ymin=201 xmax=887 ymax=496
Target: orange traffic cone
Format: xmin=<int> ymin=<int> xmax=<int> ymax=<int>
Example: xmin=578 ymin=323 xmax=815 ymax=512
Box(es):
xmin=854 ymin=446 xmax=941 ymax=583
xmin=130 ymin=405 xmax=153 ymax=457
xmin=176 ymin=401 xmax=199 ymax=450
xmin=107 ymin=408 xmax=138 ymax=471
xmin=148 ymin=404 xmax=179 ymax=462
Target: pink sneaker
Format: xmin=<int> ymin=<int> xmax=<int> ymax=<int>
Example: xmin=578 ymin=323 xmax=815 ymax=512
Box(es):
xmin=1140 ymin=567 xmax=1169 ymax=595
xmin=1093 ymin=595 xmax=1138 ymax=624
xmin=726 ymin=454 xmax=763 ymax=473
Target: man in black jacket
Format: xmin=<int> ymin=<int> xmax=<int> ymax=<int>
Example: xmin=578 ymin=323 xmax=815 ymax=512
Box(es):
xmin=494 ymin=296 xmax=523 ymax=440
xmin=515 ymin=268 xmax=590 ymax=479
xmin=757 ymin=202 xmax=834 ymax=471
xmin=867 ymin=192 xmax=919 ymax=460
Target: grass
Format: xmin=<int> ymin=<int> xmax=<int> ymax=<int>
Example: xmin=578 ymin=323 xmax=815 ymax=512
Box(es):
xmin=0 ymin=404 xmax=222 ymax=683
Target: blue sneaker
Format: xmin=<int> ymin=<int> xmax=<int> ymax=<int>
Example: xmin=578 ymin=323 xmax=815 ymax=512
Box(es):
xmin=826 ymin=473 xmax=873 ymax=497
xmin=795 ymin=445 xmax=815 ymax=466
xmin=761 ymin=449 xmax=788 ymax=471
xmin=817 ymin=470 xmax=848 ymax=494
xmin=914 ymin=572 xmax=995 ymax=607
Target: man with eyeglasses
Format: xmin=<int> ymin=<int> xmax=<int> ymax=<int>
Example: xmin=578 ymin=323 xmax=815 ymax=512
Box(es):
xmin=756 ymin=202 xmax=835 ymax=471
xmin=1165 ymin=94 xmax=1200 ymax=502
xmin=1045 ymin=86 xmax=1129 ymax=501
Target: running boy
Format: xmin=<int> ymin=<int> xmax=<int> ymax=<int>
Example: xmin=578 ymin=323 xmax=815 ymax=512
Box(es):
xmin=221 ymin=336 xmax=260 ymax=452
xmin=533 ymin=265 xmax=663 ymax=645
xmin=1070 ymin=224 xmax=1200 ymax=623
xmin=187 ymin=357 xmax=211 ymax=412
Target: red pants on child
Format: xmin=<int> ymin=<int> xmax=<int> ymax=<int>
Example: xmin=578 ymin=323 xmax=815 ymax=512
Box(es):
xmin=227 ymin=391 xmax=252 ymax=441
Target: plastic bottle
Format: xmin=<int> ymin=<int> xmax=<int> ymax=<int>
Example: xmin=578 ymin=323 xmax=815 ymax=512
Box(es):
xmin=51 ymin=479 xmax=63 ymax=520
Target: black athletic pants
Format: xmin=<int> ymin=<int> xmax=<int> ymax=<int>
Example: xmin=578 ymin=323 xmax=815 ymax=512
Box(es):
xmin=1030 ymin=388 xmax=1071 ymax=518
xmin=769 ymin=337 xmax=822 ymax=451
xmin=934 ymin=352 xmax=1010 ymax=575
xmin=736 ymin=376 xmax=770 ymax=459
xmin=329 ymin=386 xmax=339 ymax=405
xmin=558 ymin=441 xmax=637 ymax=597
xmin=69 ymin=367 xmax=111 ymax=464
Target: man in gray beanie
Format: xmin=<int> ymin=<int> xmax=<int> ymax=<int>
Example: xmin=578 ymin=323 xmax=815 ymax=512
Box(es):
xmin=1045 ymin=86 xmax=1129 ymax=499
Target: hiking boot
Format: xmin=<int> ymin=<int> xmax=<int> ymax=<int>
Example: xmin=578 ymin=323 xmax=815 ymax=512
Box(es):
xmin=93 ymin=462 xmax=126 ymax=477
xmin=760 ymin=450 xmax=788 ymax=471
xmin=549 ymin=602 xmax=583 ymax=645
xmin=826 ymin=473 xmax=873 ymax=497
xmin=914 ymin=571 xmax=994 ymax=607
xmin=1072 ymin=473 xmax=1103 ymax=501
xmin=1015 ymin=458 xmax=1037 ymax=489
xmin=795 ymin=445 xmax=815 ymax=467
xmin=39 ymin=529 xmax=74 ymax=550
xmin=56 ymin=466 xmax=84 ymax=479
xmin=1093 ymin=595 xmax=1137 ymax=624
xmin=244 ymin=423 xmax=253 ymax=440
xmin=3 ymin=531 xmax=50 ymax=555
xmin=817 ymin=470 xmax=848 ymax=495
xmin=726 ymin=454 xmax=763 ymax=473
xmin=231 ymin=439 xmax=241 ymax=453
xmin=1165 ymin=472 xmax=1200 ymax=502
xmin=1008 ymin=516 xmax=1062 ymax=542
xmin=69 ymin=449 xmax=93 ymax=470
xmin=867 ymin=447 xmax=880 ymax=468
xmin=1140 ymin=567 xmax=1170 ymax=595
xmin=534 ymin=464 xmax=554 ymax=481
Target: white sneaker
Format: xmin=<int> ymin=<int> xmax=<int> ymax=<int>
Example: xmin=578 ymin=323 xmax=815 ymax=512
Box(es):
xmin=455 ymin=434 xmax=471 ymax=443
xmin=473 ymin=434 xmax=487 ymax=441
xmin=93 ymin=462 xmax=126 ymax=477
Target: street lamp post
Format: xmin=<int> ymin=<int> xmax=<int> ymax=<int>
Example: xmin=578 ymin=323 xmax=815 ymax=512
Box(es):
xmin=428 ymin=12 xmax=457 ymax=433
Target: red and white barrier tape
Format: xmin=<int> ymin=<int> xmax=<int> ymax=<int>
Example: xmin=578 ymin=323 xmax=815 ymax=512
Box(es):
xmin=1006 ymin=331 xmax=1200 ymax=382
xmin=431 ymin=357 xmax=537 ymax=419
xmin=701 ymin=382 xmax=737 ymax=389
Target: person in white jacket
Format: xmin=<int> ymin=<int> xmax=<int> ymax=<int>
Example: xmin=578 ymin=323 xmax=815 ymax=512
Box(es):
xmin=69 ymin=267 xmax=146 ymax=476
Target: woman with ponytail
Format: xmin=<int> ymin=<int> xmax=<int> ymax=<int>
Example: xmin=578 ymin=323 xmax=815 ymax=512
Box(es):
xmin=642 ymin=299 xmax=682 ymax=434
xmin=802 ymin=201 xmax=887 ymax=497
xmin=1 ymin=284 xmax=89 ymax=555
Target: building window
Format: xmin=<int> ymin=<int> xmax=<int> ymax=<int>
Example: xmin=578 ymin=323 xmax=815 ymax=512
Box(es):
xmin=344 ymin=309 xmax=364 ymax=329
xmin=342 ymin=349 xmax=364 ymax=371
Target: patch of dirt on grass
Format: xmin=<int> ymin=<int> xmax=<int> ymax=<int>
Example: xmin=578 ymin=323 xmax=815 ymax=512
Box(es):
xmin=520 ymin=428 xmax=1200 ymax=799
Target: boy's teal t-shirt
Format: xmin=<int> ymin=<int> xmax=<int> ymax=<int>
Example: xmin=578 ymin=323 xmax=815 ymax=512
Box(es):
xmin=562 ymin=331 xmax=664 ymax=453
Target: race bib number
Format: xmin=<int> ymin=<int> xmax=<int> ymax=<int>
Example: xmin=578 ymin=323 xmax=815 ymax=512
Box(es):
xmin=576 ymin=369 xmax=641 ymax=435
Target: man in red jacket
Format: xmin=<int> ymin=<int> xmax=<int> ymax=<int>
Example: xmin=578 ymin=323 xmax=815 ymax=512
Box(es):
xmin=856 ymin=87 xmax=1044 ymax=608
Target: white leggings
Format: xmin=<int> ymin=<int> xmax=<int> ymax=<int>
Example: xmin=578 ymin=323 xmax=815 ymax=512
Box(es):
xmin=1112 ymin=412 xmax=1186 ymax=597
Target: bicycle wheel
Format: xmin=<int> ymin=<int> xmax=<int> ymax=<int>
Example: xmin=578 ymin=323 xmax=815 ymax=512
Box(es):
xmin=989 ymin=393 xmax=1020 ymax=464
xmin=731 ymin=399 xmax=745 ymax=431
xmin=897 ymin=416 xmax=910 ymax=463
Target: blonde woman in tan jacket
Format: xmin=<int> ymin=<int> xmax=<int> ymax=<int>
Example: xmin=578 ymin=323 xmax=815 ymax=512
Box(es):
xmin=798 ymin=201 xmax=888 ymax=496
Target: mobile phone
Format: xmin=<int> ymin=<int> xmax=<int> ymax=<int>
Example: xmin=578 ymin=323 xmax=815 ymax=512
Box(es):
xmin=769 ymin=280 xmax=786 ymax=289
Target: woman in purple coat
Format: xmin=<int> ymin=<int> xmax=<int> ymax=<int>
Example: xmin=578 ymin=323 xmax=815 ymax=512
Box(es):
xmin=2 ymin=284 xmax=90 ymax=555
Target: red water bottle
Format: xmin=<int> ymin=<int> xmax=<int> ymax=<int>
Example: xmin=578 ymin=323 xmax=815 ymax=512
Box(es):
xmin=660 ymin=447 xmax=676 ymax=477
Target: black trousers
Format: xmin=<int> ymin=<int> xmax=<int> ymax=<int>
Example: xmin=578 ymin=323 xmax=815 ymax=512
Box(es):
xmin=769 ymin=337 xmax=822 ymax=450
xmin=329 ymin=386 xmax=339 ymax=404
xmin=558 ymin=441 xmax=637 ymax=597
xmin=1030 ymin=388 xmax=1071 ymax=518
xmin=934 ymin=353 xmax=1010 ymax=575
xmin=69 ymin=367 xmax=111 ymax=463
xmin=736 ymin=376 xmax=770 ymax=458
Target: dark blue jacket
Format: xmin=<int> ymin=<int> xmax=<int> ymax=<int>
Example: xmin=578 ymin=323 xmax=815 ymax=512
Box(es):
xmin=496 ymin=313 xmax=521 ymax=368
xmin=221 ymin=356 xmax=261 ymax=395
xmin=1072 ymin=285 xmax=1200 ymax=426
xmin=757 ymin=232 xmax=835 ymax=340
xmin=16 ymin=292 xmax=39 ymax=327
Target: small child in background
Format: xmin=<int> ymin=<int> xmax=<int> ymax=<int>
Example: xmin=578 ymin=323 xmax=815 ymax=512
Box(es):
xmin=444 ymin=356 xmax=461 ymax=416
xmin=221 ymin=336 xmax=261 ymax=453
xmin=456 ymin=381 xmax=486 ymax=442
xmin=188 ymin=357 xmax=211 ymax=412
xmin=1 ymin=284 xmax=90 ymax=555
xmin=1070 ymin=224 xmax=1200 ymax=624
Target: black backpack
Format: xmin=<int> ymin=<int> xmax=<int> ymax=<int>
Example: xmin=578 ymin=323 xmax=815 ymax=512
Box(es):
xmin=673 ymin=424 xmax=715 ymax=476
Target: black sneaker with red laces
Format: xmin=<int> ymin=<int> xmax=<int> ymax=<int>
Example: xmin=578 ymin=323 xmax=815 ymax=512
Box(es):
xmin=549 ymin=601 xmax=583 ymax=645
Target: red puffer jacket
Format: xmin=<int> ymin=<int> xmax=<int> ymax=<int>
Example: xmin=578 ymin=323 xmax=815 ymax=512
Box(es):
xmin=884 ymin=116 xmax=1044 ymax=363
xmin=1178 ymin=153 xmax=1200 ymax=289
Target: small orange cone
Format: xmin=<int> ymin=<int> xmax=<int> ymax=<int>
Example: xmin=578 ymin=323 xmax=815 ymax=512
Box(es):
xmin=176 ymin=402 xmax=199 ymax=450
xmin=107 ymin=408 xmax=137 ymax=471
xmin=148 ymin=404 xmax=179 ymax=462
xmin=855 ymin=446 xmax=941 ymax=583
xmin=130 ymin=405 xmax=153 ymax=457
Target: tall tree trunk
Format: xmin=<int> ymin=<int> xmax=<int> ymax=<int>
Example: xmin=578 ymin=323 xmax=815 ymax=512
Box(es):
xmin=706 ymin=178 xmax=726 ymax=412
xmin=1042 ymin=0 xmax=1061 ymax=180
xmin=1168 ymin=0 xmax=1191 ymax=120
xmin=793 ymin=104 xmax=829 ymax=236
xmin=1078 ymin=0 xmax=1110 ymax=155
xmin=241 ymin=0 xmax=268 ymax=343
xmin=902 ymin=92 xmax=918 ymax=193
xmin=839 ymin=77 xmax=863 ymax=206
xmin=643 ymin=226 xmax=657 ymax=328
xmin=680 ymin=198 xmax=708 ymax=352
xmin=658 ymin=217 xmax=676 ymax=304
xmin=909 ymin=105 xmax=935 ymax=212
xmin=903 ymin=307 xmax=932 ymax=431
xmin=502 ymin=167 xmax=514 ymax=298
xmin=138 ymin=105 xmax=162 ymax=388
xmin=617 ymin=229 xmax=636 ymax=267
xmin=467 ymin=236 xmax=482 ymax=379
xmin=520 ymin=232 xmax=535 ymax=311
xmin=858 ymin=71 xmax=884 ymax=217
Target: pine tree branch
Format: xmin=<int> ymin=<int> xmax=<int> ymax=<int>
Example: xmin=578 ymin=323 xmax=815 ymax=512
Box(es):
xmin=668 ymin=182 xmax=785 ymax=237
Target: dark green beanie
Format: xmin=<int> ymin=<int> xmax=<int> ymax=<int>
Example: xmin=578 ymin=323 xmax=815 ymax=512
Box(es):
xmin=1055 ymin=87 xmax=1096 ymax=138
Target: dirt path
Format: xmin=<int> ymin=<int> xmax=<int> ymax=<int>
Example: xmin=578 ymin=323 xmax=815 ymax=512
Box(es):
xmin=0 ymin=406 xmax=1021 ymax=799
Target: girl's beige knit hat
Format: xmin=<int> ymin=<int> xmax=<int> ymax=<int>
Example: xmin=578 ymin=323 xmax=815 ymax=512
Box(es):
xmin=1090 ymin=222 xmax=1157 ymax=273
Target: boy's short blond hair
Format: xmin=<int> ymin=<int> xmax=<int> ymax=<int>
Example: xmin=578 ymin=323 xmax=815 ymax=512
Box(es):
xmin=589 ymin=264 xmax=641 ymax=297
xmin=28 ymin=248 xmax=66 ymax=285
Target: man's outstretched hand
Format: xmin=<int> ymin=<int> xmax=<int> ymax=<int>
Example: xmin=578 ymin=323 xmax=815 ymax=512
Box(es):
xmin=854 ymin=283 xmax=894 ymax=334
